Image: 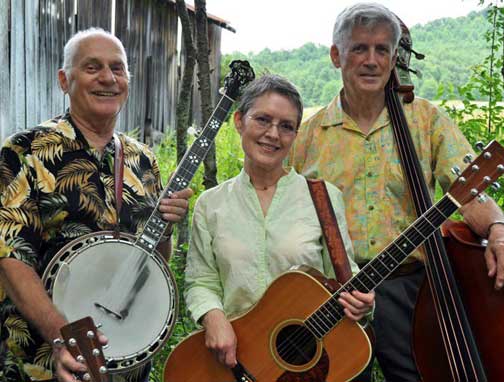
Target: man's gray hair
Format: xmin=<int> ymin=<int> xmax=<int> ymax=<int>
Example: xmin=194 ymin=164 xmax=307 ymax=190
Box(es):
xmin=237 ymin=74 xmax=303 ymax=128
xmin=332 ymin=3 xmax=401 ymax=54
xmin=62 ymin=27 xmax=130 ymax=80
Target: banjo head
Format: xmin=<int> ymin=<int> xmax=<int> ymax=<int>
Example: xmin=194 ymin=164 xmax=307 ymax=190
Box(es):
xmin=43 ymin=232 xmax=178 ymax=372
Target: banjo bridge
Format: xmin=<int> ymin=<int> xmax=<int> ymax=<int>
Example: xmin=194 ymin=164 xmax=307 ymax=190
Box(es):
xmin=94 ymin=302 xmax=124 ymax=321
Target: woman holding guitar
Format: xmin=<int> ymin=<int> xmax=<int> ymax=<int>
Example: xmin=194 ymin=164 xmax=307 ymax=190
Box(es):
xmin=184 ymin=74 xmax=375 ymax=369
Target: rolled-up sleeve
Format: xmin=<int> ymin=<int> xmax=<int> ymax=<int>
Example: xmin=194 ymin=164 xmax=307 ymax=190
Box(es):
xmin=184 ymin=198 xmax=225 ymax=324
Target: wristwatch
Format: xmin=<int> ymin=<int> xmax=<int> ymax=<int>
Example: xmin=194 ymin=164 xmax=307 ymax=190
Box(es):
xmin=487 ymin=220 xmax=504 ymax=237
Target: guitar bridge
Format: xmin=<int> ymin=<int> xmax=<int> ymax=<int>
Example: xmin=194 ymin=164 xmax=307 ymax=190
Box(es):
xmin=232 ymin=361 xmax=256 ymax=382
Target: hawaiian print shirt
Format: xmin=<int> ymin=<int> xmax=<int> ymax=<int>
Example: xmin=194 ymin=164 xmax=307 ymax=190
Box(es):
xmin=288 ymin=94 xmax=473 ymax=264
xmin=0 ymin=113 xmax=162 ymax=381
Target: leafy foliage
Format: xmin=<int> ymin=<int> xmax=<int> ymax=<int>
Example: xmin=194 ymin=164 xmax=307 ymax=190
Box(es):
xmin=221 ymin=10 xmax=489 ymax=107
xmin=439 ymin=5 xmax=504 ymax=205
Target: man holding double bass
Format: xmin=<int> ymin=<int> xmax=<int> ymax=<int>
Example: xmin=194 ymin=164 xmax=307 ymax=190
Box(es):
xmin=0 ymin=28 xmax=192 ymax=382
xmin=288 ymin=3 xmax=504 ymax=381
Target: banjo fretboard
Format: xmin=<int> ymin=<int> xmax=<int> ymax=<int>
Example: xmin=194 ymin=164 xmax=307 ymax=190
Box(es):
xmin=136 ymin=94 xmax=235 ymax=253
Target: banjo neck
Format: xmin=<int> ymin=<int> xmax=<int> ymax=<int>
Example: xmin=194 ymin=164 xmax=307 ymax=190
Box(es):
xmin=136 ymin=92 xmax=236 ymax=255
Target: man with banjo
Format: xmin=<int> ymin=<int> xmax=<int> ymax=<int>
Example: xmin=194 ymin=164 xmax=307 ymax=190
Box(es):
xmin=0 ymin=28 xmax=192 ymax=382
xmin=288 ymin=3 xmax=504 ymax=381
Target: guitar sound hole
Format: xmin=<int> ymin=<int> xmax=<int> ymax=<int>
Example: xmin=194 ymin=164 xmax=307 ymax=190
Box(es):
xmin=276 ymin=324 xmax=317 ymax=366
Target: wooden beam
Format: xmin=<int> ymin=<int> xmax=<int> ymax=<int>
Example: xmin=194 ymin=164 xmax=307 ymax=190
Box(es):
xmin=0 ymin=0 xmax=10 ymax=141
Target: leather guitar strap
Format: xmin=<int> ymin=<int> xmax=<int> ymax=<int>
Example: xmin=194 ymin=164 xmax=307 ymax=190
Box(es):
xmin=113 ymin=134 xmax=124 ymax=239
xmin=307 ymin=179 xmax=352 ymax=283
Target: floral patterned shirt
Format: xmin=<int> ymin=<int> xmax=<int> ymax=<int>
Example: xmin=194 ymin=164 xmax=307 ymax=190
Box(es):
xmin=288 ymin=94 xmax=473 ymax=264
xmin=0 ymin=113 xmax=162 ymax=381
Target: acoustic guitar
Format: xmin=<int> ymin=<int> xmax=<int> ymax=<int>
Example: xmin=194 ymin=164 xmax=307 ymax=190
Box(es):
xmin=164 ymin=141 xmax=504 ymax=382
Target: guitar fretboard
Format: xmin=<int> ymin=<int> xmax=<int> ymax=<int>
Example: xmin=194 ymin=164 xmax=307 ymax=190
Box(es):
xmin=136 ymin=94 xmax=235 ymax=253
xmin=305 ymin=194 xmax=459 ymax=339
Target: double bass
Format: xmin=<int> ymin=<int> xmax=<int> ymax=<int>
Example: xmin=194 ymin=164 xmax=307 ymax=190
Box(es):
xmin=388 ymin=19 xmax=504 ymax=381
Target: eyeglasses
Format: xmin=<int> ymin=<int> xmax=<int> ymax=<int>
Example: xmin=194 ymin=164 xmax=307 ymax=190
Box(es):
xmin=247 ymin=115 xmax=297 ymax=136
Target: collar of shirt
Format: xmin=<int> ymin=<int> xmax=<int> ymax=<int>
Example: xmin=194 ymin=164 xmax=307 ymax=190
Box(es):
xmin=236 ymin=167 xmax=298 ymax=194
xmin=52 ymin=113 xmax=117 ymax=161
xmin=319 ymin=91 xmax=390 ymax=136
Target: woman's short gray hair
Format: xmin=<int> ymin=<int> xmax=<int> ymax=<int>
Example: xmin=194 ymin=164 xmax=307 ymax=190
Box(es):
xmin=237 ymin=74 xmax=303 ymax=128
xmin=62 ymin=27 xmax=130 ymax=80
xmin=332 ymin=3 xmax=401 ymax=54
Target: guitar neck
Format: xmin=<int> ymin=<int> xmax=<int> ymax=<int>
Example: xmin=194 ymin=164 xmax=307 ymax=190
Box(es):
xmin=135 ymin=93 xmax=235 ymax=253
xmin=305 ymin=193 xmax=460 ymax=339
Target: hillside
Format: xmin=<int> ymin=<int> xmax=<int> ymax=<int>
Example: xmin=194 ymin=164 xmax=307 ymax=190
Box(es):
xmin=222 ymin=10 xmax=489 ymax=106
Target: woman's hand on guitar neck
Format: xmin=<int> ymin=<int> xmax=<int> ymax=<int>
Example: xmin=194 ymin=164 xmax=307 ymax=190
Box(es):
xmin=338 ymin=290 xmax=375 ymax=321
xmin=202 ymin=309 xmax=238 ymax=368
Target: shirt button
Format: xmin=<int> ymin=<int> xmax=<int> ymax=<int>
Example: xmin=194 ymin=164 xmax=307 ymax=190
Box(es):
xmin=368 ymin=205 xmax=374 ymax=211
xmin=370 ymin=239 xmax=376 ymax=245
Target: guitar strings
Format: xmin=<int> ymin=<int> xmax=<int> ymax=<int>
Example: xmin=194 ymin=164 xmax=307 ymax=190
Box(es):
xmin=272 ymin=201 xmax=456 ymax=368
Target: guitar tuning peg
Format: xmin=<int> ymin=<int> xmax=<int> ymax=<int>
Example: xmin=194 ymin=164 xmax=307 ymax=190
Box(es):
xmin=53 ymin=338 xmax=64 ymax=347
xmin=498 ymin=164 xmax=504 ymax=173
xmin=471 ymin=164 xmax=480 ymax=172
xmin=68 ymin=338 xmax=77 ymax=347
xmin=475 ymin=141 xmax=485 ymax=151
xmin=477 ymin=194 xmax=488 ymax=203
xmin=95 ymin=323 xmax=102 ymax=329
xmin=76 ymin=355 xmax=85 ymax=363
xmin=491 ymin=182 xmax=501 ymax=191
xmin=86 ymin=330 xmax=95 ymax=339
xmin=451 ymin=166 xmax=461 ymax=176
xmin=92 ymin=348 xmax=101 ymax=357
xmin=463 ymin=153 xmax=474 ymax=163
xmin=82 ymin=373 xmax=91 ymax=381
xmin=99 ymin=366 xmax=108 ymax=374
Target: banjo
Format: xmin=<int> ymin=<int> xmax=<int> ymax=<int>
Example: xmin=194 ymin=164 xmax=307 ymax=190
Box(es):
xmin=42 ymin=60 xmax=255 ymax=373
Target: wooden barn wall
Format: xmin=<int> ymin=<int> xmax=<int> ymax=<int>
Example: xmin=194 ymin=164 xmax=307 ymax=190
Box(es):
xmin=115 ymin=0 xmax=178 ymax=144
xmin=0 ymin=0 xmax=10 ymax=141
xmin=0 ymin=0 xmax=223 ymax=145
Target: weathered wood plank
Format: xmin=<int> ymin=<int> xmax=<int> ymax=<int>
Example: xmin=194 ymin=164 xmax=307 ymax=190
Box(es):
xmin=25 ymin=0 xmax=40 ymax=127
xmin=77 ymin=0 xmax=111 ymax=31
xmin=10 ymin=0 xmax=26 ymax=135
xmin=0 ymin=0 xmax=10 ymax=141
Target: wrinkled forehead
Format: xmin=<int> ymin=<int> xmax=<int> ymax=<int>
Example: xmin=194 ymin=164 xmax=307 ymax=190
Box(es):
xmin=347 ymin=23 xmax=395 ymax=46
xmin=74 ymin=35 xmax=127 ymax=66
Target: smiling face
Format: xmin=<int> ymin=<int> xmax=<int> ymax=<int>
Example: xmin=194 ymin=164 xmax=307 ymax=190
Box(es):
xmin=331 ymin=23 xmax=397 ymax=98
xmin=58 ymin=35 xmax=129 ymax=128
xmin=234 ymin=91 xmax=299 ymax=177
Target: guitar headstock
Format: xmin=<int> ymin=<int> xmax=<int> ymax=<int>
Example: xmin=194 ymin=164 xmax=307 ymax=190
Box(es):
xmin=60 ymin=316 xmax=108 ymax=382
xmin=448 ymin=140 xmax=504 ymax=206
xmin=223 ymin=60 xmax=255 ymax=100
